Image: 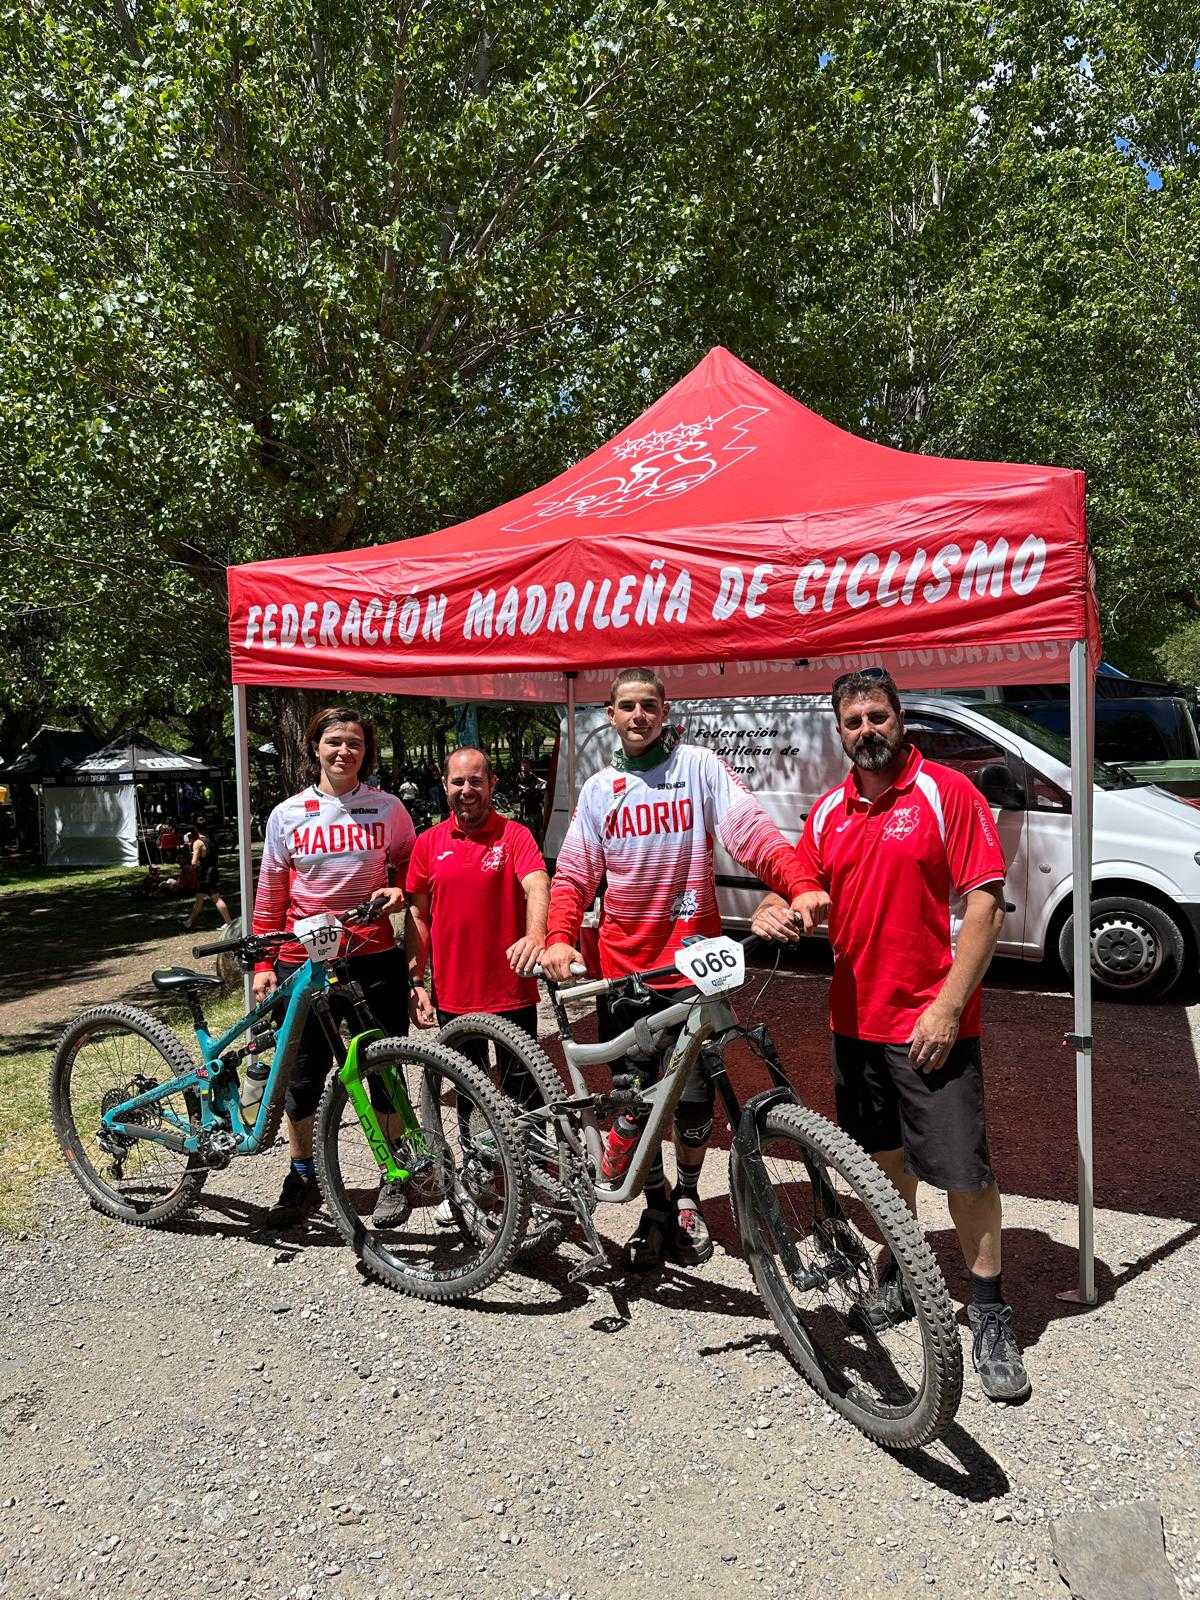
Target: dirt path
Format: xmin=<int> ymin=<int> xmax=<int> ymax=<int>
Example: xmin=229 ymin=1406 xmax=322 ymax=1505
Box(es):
xmin=0 ymin=874 xmax=241 ymax=1050
xmin=2 ymin=949 xmax=1199 ymax=1599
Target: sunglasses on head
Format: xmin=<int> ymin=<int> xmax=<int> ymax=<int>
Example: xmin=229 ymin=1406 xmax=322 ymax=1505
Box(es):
xmin=832 ymin=666 xmax=889 ymax=692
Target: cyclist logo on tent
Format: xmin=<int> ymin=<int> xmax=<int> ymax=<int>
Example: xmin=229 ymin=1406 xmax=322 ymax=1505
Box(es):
xmin=502 ymin=404 xmax=766 ymax=531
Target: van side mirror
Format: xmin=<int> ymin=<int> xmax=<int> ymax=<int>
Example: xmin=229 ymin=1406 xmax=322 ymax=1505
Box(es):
xmin=975 ymin=764 xmax=1026 ymax=810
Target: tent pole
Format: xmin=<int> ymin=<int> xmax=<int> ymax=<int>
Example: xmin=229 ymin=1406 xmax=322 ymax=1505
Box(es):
xmin=566 ymin=672 xmax=578 ymax=810
xmin=1059 ymin=638 xmax=1096 ymax=1305
xmin=232 ymin=684 xmax=255 ymax=1012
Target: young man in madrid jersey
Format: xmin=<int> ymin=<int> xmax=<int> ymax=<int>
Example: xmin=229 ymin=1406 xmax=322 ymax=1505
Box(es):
xmin=542 ymin=668 xmax=807 ymax=1271
xmin=752 ymin=669 xmax=1030 ymax=1402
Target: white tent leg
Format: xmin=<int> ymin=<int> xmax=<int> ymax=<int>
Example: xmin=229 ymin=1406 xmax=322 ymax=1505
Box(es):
xmin=232 ymin=684 xmax=255 ymax=1011
xmin=1059 ymin=638 xmax=1096 ymax=1304
xmin=566 ymin=672 xmax=578 ymax=809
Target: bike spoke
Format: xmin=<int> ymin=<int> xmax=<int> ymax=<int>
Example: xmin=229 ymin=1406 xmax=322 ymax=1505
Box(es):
xmin=325 ymin=1060 xmax=517 ymax=1283
xmin=757 ymin=1134 xmax=929 ymax=1418
xmin=64 ymin=1023 xmax=194 ymax=1201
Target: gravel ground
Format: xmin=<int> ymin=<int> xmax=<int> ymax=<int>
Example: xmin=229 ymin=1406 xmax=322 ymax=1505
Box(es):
xmin=2 ymin=951 xmax=1199 ymax=1600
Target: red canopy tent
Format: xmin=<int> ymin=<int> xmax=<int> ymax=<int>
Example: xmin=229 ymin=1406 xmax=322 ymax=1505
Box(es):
xmin=225 ymin=346 xmax=1099 ymax=1298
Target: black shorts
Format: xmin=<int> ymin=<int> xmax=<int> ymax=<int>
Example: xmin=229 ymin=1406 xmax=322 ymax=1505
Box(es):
xmin=276 ymin=946 xmax=409 ymax=1122
xmin=596 ymin=987 xmax=711 ymax=1110
xmin=831 ymin=1033 xmax=994 ymax=1193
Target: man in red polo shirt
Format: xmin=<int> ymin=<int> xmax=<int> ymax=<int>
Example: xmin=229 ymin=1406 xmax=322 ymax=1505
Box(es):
xmin=404 ymin=746 xmax=549 ymax=1226
xmin=752 ymin=669 xmax=1029 ymax=1403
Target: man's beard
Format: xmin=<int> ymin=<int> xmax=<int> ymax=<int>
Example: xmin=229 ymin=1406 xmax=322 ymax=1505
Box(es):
xmin=847 ymin=731 xmax=902 ymax=772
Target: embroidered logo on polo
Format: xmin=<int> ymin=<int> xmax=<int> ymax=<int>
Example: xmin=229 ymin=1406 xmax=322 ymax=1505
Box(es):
xmin=670 ymin=890 xmax=699 ymax=919
xmin=881 ymin=806 xmax=920 ymax=841
xmin=501 ymin=405 xmax=766 ymax=530
xmin=480 ymin=844 xmax=508 ymax=872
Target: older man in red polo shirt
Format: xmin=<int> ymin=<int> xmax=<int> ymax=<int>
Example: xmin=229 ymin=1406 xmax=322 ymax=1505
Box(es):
xmin=753 ymin=668 xmax=1029 ymax=1404
xmin=403 ymin=746 xmax=549 ymax=1227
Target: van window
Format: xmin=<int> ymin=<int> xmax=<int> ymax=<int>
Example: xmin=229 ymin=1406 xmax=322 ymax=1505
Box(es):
xmin=904 ymin=716 xmax=1009 ymax=786
xmin=969 ymin=704 xmax=1139 ymax=789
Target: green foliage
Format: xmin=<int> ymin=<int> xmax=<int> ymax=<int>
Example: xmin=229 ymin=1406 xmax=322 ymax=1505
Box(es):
xmin=1158 ymin=621 xmax=1200 ymax=686
xmin=1 ymin=0 xmax=1197 ymax=746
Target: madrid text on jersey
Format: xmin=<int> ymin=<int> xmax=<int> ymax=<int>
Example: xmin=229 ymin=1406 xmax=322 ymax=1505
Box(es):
xmin=238 ymin=536 xmax=1049 ymax=655
xmin=603 ymin=797 xmax=694 ymax=840
xmin=291 ymin=821 xmax=387 ymax=855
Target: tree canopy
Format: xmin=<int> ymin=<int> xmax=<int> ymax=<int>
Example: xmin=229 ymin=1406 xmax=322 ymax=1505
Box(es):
xmin=2 ymin=1 xmax=1197 ymax=771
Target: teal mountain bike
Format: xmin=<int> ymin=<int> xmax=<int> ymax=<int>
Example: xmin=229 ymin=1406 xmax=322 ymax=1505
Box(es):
xmin=49 ymin=903 xmax=529 ymax=1301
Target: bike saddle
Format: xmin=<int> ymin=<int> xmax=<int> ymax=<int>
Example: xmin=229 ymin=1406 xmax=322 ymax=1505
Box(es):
xmin=151 ymin=967 xmax=224 ymax=995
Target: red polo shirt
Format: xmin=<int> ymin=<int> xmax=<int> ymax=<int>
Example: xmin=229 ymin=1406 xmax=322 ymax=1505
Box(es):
xmin=405 ymin=811 xmax=546 ymax=1015
xmin=793 ymin=746 xmax=1006 ymax=1044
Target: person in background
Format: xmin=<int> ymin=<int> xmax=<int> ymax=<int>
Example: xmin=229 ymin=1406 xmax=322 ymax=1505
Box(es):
xmin=751 ymin=668 xmax=1029 ymax=1403
xmin=251 ymin=706 xmax=415 ymax=1229
xmin=184 ymin=819 xmax=233 ymax=929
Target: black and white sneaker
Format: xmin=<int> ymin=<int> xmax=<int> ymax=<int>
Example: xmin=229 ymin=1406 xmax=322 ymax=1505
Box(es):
xmin=669 ymin=1191 xmax=714 ymax=1266
xmin=851 ymin=1257 xmax=916 ymax=1334
xmin=968 ymin=1303 xmax=1031 ymax=1402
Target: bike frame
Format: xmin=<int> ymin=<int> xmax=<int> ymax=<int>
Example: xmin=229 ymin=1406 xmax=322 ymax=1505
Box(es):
xmin=98 ymin=959 xmax=424 ymax=1172
xmin=541 ymin=974 xmax=791 ymax=1206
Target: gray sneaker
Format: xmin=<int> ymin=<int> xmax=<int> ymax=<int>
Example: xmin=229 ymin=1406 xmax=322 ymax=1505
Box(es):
xmin=968 ymin=1303 xmax=1031 ymax=1402
xmin=371 ymin=1179 xmax=411 ymax=1229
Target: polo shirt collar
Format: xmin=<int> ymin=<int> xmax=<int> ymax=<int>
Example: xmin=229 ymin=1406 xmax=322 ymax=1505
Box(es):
xmin=842 ymin=743 xmax=924 ymax=807
xmin=449 ymin=806 xmax=504 ymax=843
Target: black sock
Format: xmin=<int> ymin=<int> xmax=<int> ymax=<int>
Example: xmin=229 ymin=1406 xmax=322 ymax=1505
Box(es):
xmin=969 ymin=1270 xmax=1003 ymax=1308
xmin=644 ymin=1180 xmax=671 ymax=1214
xmin=674 ymin=1155 xmax=703 ymax=1202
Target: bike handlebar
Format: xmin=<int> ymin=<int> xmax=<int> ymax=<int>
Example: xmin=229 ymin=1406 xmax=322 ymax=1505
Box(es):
xmin=191 ymin=897 xmax=388 ymax=963
xmin=543 ymin=934 xmax=770 ymax=995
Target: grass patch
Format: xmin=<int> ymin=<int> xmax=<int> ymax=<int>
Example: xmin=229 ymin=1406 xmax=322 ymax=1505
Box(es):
xmin=0 ymin=862 xmax=148 ymax=898
xmin=0 ymin=984 xmax=248 ymax=1230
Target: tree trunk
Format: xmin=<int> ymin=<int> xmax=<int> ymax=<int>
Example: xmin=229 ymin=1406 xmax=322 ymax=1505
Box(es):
xmin=274 ymin=688 xmax=329 ymax=795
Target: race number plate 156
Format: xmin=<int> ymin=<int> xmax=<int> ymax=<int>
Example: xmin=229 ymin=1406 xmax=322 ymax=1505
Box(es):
xmin=673 ymin=935 xmax=745 ymax=996
xmin=293 ymin=912 xmax=346 ymax=963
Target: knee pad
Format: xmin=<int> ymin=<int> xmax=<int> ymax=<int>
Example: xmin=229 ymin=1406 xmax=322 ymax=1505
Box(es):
xmin=673 ymin=1081 xmax=714 ymax=1149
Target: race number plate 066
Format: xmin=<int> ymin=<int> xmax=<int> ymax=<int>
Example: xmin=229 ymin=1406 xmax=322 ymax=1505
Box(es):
xmin=673 ymin=936 xmax=745 ymax=996
xmin=293 ymin=912 xmax=346 ymax=963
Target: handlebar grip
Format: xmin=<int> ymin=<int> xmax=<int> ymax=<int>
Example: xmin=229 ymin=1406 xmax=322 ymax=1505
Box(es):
xmin=532 ymin=961 xmax=589 ymax=979
xmin=192 ymin=939 xmax=233 ymax=958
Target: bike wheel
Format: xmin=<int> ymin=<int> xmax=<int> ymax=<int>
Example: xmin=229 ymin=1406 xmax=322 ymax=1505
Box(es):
xmin=433 ymin=1012 xmax=577 ymax=1257
xmin=49 ymin=1005 xmax=207 ymax=1227
xmin=730 ymin=1103 xmax=962 ymax=1450
xmin=315 ymin=1038 xmax=530 ymax=1301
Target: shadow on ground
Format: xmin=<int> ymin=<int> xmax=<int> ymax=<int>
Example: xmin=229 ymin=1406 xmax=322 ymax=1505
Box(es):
xmin=0 ymin=876 xmax=242 ymax=1054
xmin=542 ymin=938 xmax=1200 ymax=1308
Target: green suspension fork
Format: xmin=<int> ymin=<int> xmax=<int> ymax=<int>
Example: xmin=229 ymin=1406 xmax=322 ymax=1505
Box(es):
xmin=338 ymin=1031 xmax=430 ymax=1183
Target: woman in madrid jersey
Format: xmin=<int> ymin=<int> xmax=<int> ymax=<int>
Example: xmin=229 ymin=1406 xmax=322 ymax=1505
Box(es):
xmin=251 ymin=706 xmax=415 ymax=1228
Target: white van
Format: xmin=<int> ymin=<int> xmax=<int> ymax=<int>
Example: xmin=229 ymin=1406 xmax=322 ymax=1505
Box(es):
xmin=545 ymin=694 xmax=1200 ymax=1002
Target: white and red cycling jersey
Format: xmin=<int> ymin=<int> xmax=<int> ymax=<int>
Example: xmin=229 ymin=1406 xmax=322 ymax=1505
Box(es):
xmin=251 ymin=785 xmax=415 ymax=971
xmin=546 ymin=743 xmax=803 ymax=983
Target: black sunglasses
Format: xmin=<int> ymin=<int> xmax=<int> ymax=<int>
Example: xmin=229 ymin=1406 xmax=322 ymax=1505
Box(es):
xmin=832 ymin=666 xmax=889 ymax=692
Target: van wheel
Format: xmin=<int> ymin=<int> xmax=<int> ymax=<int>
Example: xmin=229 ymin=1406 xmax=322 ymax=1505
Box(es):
xmin=1057 ymin=896 xmax=1186 ymax=1001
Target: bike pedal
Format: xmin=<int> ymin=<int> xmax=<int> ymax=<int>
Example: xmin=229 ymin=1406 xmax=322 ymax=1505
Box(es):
xmin=567 ymin=1250 xmax=607 ymax=1283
